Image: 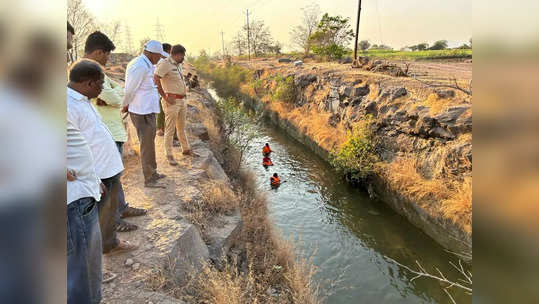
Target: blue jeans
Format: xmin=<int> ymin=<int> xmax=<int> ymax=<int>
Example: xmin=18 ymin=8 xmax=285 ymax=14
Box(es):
xmin=67 ymin=197 xmax=102 ymax=304
xmin=115 ymin=142 xmax=128 ymax=221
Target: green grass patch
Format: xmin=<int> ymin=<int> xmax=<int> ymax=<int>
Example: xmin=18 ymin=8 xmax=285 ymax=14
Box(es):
xmin=271 ymin=74 xmax=295 ymax=103
xmin=352 ymin=49 xmax=472 ymax=60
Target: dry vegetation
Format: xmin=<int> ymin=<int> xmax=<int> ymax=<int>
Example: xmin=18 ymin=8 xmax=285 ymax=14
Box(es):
xmin=184 ymin=96 xmax=319 ymax=304
xmin=379 ymin=156 xmax=472 ymax=233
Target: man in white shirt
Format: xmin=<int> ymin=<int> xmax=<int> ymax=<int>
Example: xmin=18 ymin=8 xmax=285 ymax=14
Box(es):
xmin=122 ymin=40 xmax=168 ymax=187
xmin=67 ymin=59 xmax=138 ymax=257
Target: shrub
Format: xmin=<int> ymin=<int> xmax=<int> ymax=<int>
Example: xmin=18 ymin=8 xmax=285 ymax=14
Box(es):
xmin=330 ymin=116 xmax=378 ymax=182
xmin=272 ymin=75 xmax=296 ymax=103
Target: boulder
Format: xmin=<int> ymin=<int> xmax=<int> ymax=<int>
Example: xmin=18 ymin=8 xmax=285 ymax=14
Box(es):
xmin=294 ymin=74 xmax=317 ymax=88
xmin=189 ymin=123 xmax=210 ymax=141
xmin=429 ymin=127 xmax=455 ymax=139
xmin=294 ymin=60 xmax=303 ymax=67
xmin=206 ymin=210 xmax=242 ymax=266
xmin=278 ymin=58 xmax=292 ymax=63
xmin=391 ymin=87 xmax=407 ymax=100
xmin=201 ymin=151 xmax=230 ymax=184
xmin=353 ymin=84 xmax=370 ymax=97
xmin=435 ymin=89 xmax=455 ymax=99
xmin=364 ymin=101 xmax=378 ymax=115
xmin=341 ymin=56 xmax=353 ymax=64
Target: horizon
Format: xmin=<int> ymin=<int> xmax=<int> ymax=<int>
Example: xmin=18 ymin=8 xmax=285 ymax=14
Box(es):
xmin=82 ymin=0 xmax=471 ymax=55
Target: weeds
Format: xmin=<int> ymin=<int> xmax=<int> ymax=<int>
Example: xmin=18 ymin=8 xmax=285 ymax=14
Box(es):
xmin=271 ymin=74 xmax=296 ymax=103
xmin=330 ymin=116 xmax=378 ymax=182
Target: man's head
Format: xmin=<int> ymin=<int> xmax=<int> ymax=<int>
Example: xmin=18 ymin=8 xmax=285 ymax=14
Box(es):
xmin=84 ymin=31 xmax=115 ymax=66
xmin=68 ymin=59 xmax=105 ymax=99
xmin=273 ymin=173 xmax=278 ymax=178
xmin=170 ymin=44 xmax=186 ymax=64
xmin=265 ymin=143 xmax=269 ymax=147
xmin=67 ymin=22 xmax=75 ymax=50
xmin=143 ymin=40 xmax=165 ymax=64
xmin=162 ymin=43 xmax=171 ymax=54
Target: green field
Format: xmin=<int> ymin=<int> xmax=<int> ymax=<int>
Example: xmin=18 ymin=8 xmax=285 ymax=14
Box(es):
xmin=355 ymin=49 xmax=472 ymax=60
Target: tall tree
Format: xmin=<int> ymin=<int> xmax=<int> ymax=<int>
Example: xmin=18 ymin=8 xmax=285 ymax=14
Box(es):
xmin=289 ymin=2 xmax=321 ymax=54
xmin=429 ymin=40 xmax=448 ymax=50
xmin=358 ymin=40 xmax=370 ymax=52
xmin=242 ymin=19 xmax=273 ymax=57
xmin=309 ymin=13 xmax=354 ymax=59
xmin=67 ymin=0 xmax=97 ymax=60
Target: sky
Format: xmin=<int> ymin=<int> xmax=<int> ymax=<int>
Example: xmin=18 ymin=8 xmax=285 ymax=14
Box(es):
xmin=82 ymin=0 xmax=472 ymax=55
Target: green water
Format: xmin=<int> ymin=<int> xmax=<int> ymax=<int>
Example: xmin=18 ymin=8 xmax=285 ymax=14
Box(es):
xmin=208 ymin=89 xmax=471 ymax=304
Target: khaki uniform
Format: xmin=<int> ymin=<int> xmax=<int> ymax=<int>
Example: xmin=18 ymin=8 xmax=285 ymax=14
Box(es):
xmin=154 ymin=57 xmax=190 ymax=157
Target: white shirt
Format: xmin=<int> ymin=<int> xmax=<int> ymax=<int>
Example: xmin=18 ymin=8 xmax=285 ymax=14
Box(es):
xmin=66 ymin=121 xmax=101 ymax=204
xmin=67 ymin=87 xmax=124 ymax=179
xmin=122 ymin=54 xmax=160 ymax=115
xmin=0 ymin=87 xmax=62 ymax=204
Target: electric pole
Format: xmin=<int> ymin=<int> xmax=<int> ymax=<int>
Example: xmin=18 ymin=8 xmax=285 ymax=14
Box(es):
xmin=353 ymin=0 xmax=362 ymax=60
xmin=245 ymin=9 xmax=251 ymax=61
xmin=154 ymin=17 xmax=165 ymax=42
xmin=221 ymin=30 xmax=225 ymax=62
xmin=125 ymin=25 xmax=134 ymax=55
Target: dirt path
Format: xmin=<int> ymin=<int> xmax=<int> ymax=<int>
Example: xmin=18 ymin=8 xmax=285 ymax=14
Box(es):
xmin=101 ymin=92 xmax=217 ymax=304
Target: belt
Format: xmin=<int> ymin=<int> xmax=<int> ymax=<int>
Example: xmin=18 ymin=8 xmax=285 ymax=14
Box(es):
xmin=166 ymin=93 xmax=185 ymax=99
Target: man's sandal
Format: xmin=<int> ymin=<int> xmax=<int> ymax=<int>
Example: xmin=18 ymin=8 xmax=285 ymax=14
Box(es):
xmin=120 ymin=206 xmax=147 ymax=218
xmin=115 ymin=219 xmax=138 ymax=232
xmin=104 ymin=240 xmax=138 ymax=256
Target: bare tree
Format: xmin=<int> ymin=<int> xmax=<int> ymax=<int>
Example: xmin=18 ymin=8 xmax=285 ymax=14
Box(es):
xmin=242 ymin=19 xmax=273 ymax=57
xmin=98 ymin=21 xmax=122 ymax=49
xmin=231 ymin=31 xmax=246 ymax=56
xmin=67 ymin=0 xmax=97 ymax=60
xmin=289 ymin=2 xmax=321 ymax=54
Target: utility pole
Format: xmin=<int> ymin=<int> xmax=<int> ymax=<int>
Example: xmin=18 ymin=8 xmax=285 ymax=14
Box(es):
xmin=245 ymin=9 xmax=251 ymax=61
xmin=221 ymin=30 xmax=225 ymax=62
xmin=154 ymin=17 xmax=165 ymax=42
xmin=125 ymin=25 xmax=134 ymax=55
xmin=353 ymin=0 xmax=362 ymax=60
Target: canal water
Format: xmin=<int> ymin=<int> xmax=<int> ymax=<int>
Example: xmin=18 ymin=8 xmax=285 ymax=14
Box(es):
xmin=208 ymin=89 xmax=471 ymax=304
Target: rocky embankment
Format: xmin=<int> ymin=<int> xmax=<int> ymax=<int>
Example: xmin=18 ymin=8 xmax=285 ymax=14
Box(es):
xmin=228 ymin=59 xmax=472 ymax=254
xmin=101 ymin=85 xmax=242 ymax=303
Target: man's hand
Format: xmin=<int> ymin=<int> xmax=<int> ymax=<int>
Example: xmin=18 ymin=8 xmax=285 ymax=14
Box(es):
xmin=121 ymin=105 xmax=129 ymax=113
xmin=165 ymin=96 xmax=176 ymax=105
xmin=67 ymin=169 xmax=77 ymax=181
xmin=100 ymin=182 xmax=107 ymax=196
xmin=96 ymin=98 xmax=108 ymax=106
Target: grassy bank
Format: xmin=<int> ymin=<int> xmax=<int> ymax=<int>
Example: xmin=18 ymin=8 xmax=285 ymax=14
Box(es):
xmin=356 ymin=49 xmax=472 ymax=60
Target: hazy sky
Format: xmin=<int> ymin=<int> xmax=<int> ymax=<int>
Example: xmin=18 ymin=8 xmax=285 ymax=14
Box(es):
xmin=82 ymin=0 xmax=472 ymax=54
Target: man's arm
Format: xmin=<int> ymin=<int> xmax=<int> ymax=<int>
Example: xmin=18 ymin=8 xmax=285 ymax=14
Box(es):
xmin=97 ymin=77 xmax=123 ymax=107
xmin=154 ymin=74 xmax=174 ymax=105
xmin=122 ymin=65 xmax=145 ymax=108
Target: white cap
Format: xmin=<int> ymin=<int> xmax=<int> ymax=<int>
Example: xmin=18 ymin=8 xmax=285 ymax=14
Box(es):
xmin=144 ymin=40 xmax=164 ymax=54
xmin=161 ymin=50 xmax=169 ymax=58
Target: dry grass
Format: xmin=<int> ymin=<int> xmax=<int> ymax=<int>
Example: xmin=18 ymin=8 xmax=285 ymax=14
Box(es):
xmin=381 ymin=156 xmax=472 ymax=233
xmin=423 ymin=93 xmax=456 ymax=115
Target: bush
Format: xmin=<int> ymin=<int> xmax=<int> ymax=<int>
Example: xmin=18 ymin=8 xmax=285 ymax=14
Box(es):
xmin=272 ymin=75 xmax=296 ymax=103
xmin=330 ymin=116 xmax=378 ymax=182
xmin=312 ymin=43 xmax=348 ymax=60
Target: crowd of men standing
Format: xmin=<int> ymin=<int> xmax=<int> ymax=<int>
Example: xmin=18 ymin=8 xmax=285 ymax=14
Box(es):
xmin=66 ymin=22 xmax=197 ymax=304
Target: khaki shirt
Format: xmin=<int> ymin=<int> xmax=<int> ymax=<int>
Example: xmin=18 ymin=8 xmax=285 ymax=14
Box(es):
xmin=154 ymin=56 xmax=187 ymax=96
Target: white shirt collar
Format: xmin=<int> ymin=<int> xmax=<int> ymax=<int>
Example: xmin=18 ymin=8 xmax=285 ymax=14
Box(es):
xmin=141 ymin=54 xmax=153 ymax=67
xmin=67 ymin=87 xmax=89 ymax=102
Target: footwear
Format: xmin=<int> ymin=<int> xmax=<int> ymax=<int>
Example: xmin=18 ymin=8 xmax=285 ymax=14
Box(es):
xmin=144 ymin=179 xmax=166 ymax=188
xmin=115 ymin=219 xmax=138 ymax=232
xmin=105 ymin=240 xmax=138 ymax=256
xmin=157 ymin=129 xmax=164 ymax=136
xmin=153 ymin=172 xmax=166 ymax=180
xmin=182 ymin=150 xmax=199 ymax=157
xmin=120 ymin=206 xmax=147 ymax=218
xmin=173 ymin=140 xmax=180 ymax=147
xmin=167 ymin=156 xmax=178 ymax=166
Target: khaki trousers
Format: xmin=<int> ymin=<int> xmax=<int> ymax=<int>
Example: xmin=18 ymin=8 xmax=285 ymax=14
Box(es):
xmin=130 ymin=113 xmax=157 ymax=181
xmin=162 ymin=98 xmax=190 ymax=157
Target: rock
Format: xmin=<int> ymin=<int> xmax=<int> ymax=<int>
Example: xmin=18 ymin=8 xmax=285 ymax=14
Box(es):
xmin=278 ymin=58 xmax=292 ymax=63
xmin=353 ymin=84 xmax=370 ymax=97
xmin=189 ymin=123 xmax=210 ymax=141
xmin=351 ymin=97 xmax=363 ymax=106
xmin=328 ymin=114 xmax=340 ymax=127
xmin=207 ymin=211 xmax=242 ymax=265
xmin=430 ymin=127 xmax=454 ymax=139
xmin=294 ymin=74 xmax=317 ymax=88
xmin=391 ymin=87 xmax=407 ymax=100
xmin=187 ymin=104 xmax=200 ymax=116
xmin=125 ymin=258 xmax=134 ymax=267
xmin=364 ymin=101 xmax=378 ymax=115
xmin=167 ymin=222 xmax=210 ymax=284
xmin=266 ymin=287 xmax=278 ymax=297
xmin=330 ymin=99 xmax=340 ymax=113
xmin=201 ymin=151 xmax=230 ymax=184
xmin=132 ymin=263 xmax=140 ymax=271
xmin=294 ymin=60 xmax=303 ymax=66
xmin=342 ymin=56 xmax=353 ymax=64
xmin=435 ymin=89 xmax=455 ymax=99
xmin=435 ymin=105 xmax=469 ymax=124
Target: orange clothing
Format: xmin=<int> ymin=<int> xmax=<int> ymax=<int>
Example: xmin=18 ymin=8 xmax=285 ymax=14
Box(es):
xmin=262 ymin=146 xmax=272 ymax=154
xmin=270 ymin=176 xmax=280 ymax=186
xmin=263 ymin=158 xmax=273 ymax=166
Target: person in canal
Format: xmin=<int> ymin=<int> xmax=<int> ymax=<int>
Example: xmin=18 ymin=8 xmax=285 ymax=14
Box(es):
xmin=270 ymin=173 xmax=281 ymax=188
xmin=262 ymin=143 xmax=272 ymax=156
xmin=262 ymin=156 xmax=273 ymax=168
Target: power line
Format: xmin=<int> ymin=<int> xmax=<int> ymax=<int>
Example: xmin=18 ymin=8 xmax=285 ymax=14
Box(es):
xmin=154 ymin=17 xmax=165 ymax=42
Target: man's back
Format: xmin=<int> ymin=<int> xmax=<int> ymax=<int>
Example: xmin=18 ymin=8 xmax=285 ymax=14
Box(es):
xmin=123 ymin=55 xmax=159 ymax=115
